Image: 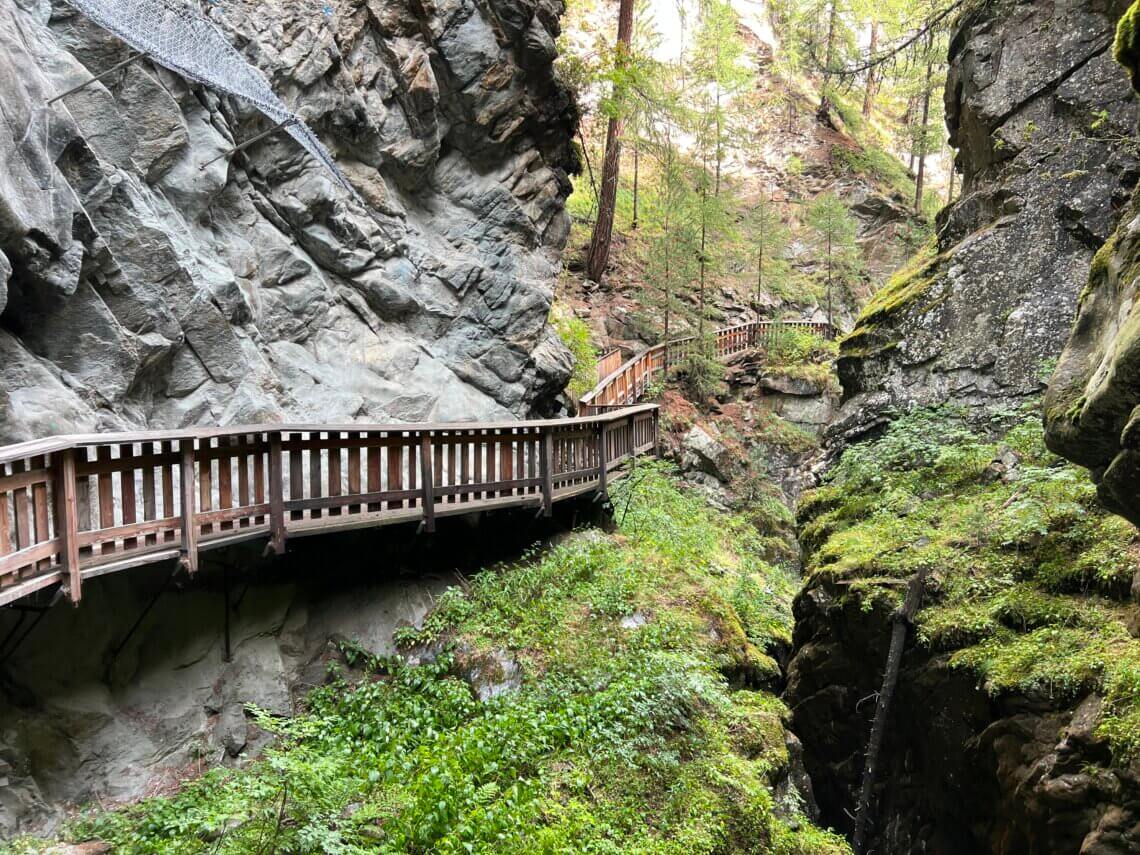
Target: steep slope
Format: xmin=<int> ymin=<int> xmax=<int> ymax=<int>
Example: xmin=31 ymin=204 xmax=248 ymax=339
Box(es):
xmin=0 ymin=0 xmax=579 ymax=443
xmin=833 ymin=0 xmax=1140 ymax=442
xmin=557 ymin=0 xmax=928 ymax=358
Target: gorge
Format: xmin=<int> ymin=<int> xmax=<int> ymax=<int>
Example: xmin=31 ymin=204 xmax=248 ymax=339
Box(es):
xmin=3 ymin=0 xmax=1140 ymax=852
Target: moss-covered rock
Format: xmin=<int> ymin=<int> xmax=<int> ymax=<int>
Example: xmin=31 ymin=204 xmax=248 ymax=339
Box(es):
xmin=1115 ymin=1 xmax=1140 ymax=92
xmin=789 ymin=407 xmax=1140 ymax=853
xmin=833 ymin=0 xmax=1140 ymax=446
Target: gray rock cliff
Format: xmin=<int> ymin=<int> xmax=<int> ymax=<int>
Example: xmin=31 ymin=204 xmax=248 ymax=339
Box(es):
xmin=1044 ymin=4 xmax=1140 ymax=529
xmin=832 ymin=0 xmax=1139 ymax=442
xmin=0 ymin=0 xmax=579 ymax=443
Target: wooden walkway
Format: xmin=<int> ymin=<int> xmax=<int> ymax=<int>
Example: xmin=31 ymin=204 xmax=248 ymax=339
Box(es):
xmin=581 ymin=320 xmax=833 ymax=414
xmin=0 ymin=317 xmax=832 ymax=609
xmin=0 ymin=407 xmax=659 ymax=607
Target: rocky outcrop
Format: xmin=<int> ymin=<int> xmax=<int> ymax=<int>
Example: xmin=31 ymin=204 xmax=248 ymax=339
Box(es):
xmin=833 ymin=0 xmax=1140 ymax=443
xmin=1044 ymin=183 xmax=1140 ymax=526
xmin=786 ymin=577 xmax=1140 ymax=855
xmin=1044 ymin=3 xmax=1140 ymax=528
xmin=0 ymin=0 xmax=579 ymax=443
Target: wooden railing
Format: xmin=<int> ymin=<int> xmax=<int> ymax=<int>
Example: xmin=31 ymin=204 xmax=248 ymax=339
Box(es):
xmin=597 ymin=348 xmax=624 ymax=383
xmin=0 ymin=406 xmax=659 ymax=608
xmin=580 ymin=320 xmax=833 ymax=414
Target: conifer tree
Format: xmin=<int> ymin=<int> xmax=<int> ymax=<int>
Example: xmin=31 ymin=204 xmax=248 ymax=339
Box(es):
xmin=807 ymin=192 xmax=861 ymax=328
xmin=585 ymin=0 xmax=635 ymax=283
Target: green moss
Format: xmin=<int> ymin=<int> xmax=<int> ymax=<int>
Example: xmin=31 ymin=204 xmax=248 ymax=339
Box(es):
xmin=799 ymin=406 xmax=1140 ymax=762
xmin=23 ymin=466 xmax=847 ymax=854
xmin=1114 ymin=1 xmax=1140 ymax=93
xmin=841 ymin=237 xmax=944 ymax=358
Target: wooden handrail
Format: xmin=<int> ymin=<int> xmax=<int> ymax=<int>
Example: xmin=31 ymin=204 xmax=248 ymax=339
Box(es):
xmin=0 ymin=405 xmax=659 ymax=608
xmin=597 ymin=348 xmax=624 ymax=383
xmin=579 ymin=320 xmax=834 ymax=414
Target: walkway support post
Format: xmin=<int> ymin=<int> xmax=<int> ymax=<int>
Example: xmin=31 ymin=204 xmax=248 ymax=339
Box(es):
xmin=540 ymin=428 xmax=554 ymax=517
xmin=268 ymin=432 xmax=286 ymax=555
xmin=179 ymin=438 xmax=199 ymax=574
xmin=596 ymin=422 xmax=608 ymax=499
xmin=419 ymin=432 xmax=436 ymax=533
xmin=54 ymin=447 xmax=81 ymax=604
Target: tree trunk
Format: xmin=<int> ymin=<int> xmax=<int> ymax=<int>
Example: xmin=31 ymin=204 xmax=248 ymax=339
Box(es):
xmin=756 ymin=210 xmax=765 ymax=323
xmin=947 ymin=162 xmax=956 ymax=205
xmin=820 ymin=0 xmax=840 ymax=110
xmin=577 ymin=128 xmax=599 ymax=218
xmin=632 ymin=143 xmax=639 ymax=229
xmin=862 ymin=21 xmax=878 ymax=117
xmin=850 ymin=565 xmax=933 ymax=854
xmin=904 ymin=96 xmax=918 ymax=173
xmin=663 ymin=203 xmax=672 ymax=339
xmin=584 ymin=0 xmax=635 ymax=283
xmin=826 ymin=230 xmax=833 ymax=330
xmin=699 ymin=187 xmax=708 ymax=338
xmin=914 ymin=61 xmax=933 ymax=215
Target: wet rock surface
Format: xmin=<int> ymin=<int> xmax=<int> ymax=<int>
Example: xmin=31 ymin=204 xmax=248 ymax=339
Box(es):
xmin=0 ymin=0 xmax=579 ymax=443
xmin=834 ymin=0 xmax=1140 ymax=444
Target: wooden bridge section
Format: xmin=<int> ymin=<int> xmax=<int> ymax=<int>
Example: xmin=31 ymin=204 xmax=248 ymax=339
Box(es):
xmin=0 ymin=406 xmax=659 ymax=608
xmin=580 ymin=320 xmax=833 ymax=414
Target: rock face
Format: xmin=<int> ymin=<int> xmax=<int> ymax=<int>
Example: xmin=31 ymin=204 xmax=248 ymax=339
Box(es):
xmin=1044 ymin=5 xmax=1140 ymax=527
xmin=0 ymin=554 xmax=450 ymax=836
xmin=1044 ymin=184 xmax=1140 ymax=526
xmin=786 ymin=577 xmax=1140 ymax=855
xmin=834 ymin=0 xmax=1140 ymax=442
xmin=0 ymin=0 xmax=578 ymax=443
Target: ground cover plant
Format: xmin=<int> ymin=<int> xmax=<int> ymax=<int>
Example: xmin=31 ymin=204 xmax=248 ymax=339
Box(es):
xmin=799 ymin=406 xmax=1140 ymax=760
xmin=11 ymin=466 xmax=849 ymax=855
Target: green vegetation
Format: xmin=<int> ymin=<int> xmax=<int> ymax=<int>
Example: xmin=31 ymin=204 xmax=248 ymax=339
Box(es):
xmin=18 ymin=468 xmax=849 ymax=855
xmin=839 ymin=235 xmax=942 ymax=357
xmin=1114 ymin=1 xmax=1140 ymax=93
xmin=552 ymin=305 xmax=600 ymax=400
xmin=764 ymin=327 xmax=840 ymax=390
xmin=799 ymin=407 xmax=1140 ymax=760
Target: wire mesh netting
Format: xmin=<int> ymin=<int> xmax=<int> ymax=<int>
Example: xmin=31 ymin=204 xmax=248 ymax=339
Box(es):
xmin=61 ymin=0 xmax=360 ymax=201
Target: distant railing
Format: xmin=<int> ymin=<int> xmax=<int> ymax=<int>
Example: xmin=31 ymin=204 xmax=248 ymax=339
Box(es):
xmin=580 ymin=320 xmax=833 ymax=414
xmin=597 ymin=348 xmax=624 ymax=383
xmin=0 ymin=406 xmax=659 ymax=607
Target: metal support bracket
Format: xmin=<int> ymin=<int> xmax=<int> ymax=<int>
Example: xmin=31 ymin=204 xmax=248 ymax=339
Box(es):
xmin=200 ymin=118 xmax=296 ymax=171
xmin=47 ymin=50 xmax=146 ymax=105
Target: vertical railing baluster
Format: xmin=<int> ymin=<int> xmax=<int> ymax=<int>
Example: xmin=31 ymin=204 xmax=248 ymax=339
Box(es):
xmin=268 ymin=432 xmax=285 ymax=555
xmin=597 ymin=421 xmax=608 ymax=498
xmin=540 ymin=427 xmax=554 ymax=516
xmin=55 ymin=447 xmax=81 ymax=603
xmin=420 ymin=432 xmax=435 ymax=532
xmin=179 ymin=438 xmax=199 ymax=574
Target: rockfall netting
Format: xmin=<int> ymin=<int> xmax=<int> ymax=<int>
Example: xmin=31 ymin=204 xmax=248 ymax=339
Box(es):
xmin=61 ymin=0 xmax=359 ymax=200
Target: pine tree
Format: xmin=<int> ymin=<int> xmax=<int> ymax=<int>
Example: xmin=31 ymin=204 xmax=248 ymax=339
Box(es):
xmin=585 ymin=0 xmax=635 ymax=283
xmin=807 ymin=192 xmax=861 ymax=328
xmin=747 ymin=196 xmax=792 ymax=319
